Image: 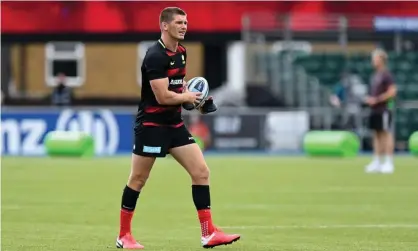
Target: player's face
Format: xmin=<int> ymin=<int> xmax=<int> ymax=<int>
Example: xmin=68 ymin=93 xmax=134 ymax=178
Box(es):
xmin=372 ymin=54 xmax=383 ymax=69
xmin=168 ymin=14 xmax=187 ymax=40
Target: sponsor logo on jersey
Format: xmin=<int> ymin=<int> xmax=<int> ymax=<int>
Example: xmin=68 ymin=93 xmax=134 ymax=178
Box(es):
xmin=169 ymin=79 xmax=183 ymax=86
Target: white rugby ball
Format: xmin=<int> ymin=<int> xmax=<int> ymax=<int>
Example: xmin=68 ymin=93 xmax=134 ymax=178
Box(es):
xmin=186 ymin=77 xmax=209 ymax=108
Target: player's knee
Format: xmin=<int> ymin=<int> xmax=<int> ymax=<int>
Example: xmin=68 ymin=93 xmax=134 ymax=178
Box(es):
xmin=190 ymin=163 xmax=210 ymax=182
xmin=128 ymin=172 xmax=149 ymax=190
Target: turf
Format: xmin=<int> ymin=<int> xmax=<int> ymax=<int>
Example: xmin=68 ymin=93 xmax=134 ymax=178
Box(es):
xmin=2 ymin=156 xmax=418 ymax=251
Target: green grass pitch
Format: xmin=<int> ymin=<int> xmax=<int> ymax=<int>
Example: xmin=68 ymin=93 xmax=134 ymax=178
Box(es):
xmin=2 ymin=156 xmax=418 ymax=251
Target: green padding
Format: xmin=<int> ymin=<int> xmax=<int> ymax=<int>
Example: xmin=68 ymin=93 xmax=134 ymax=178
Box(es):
xmin=408 ymin=131 xmax=418 ymax=155
xmin=44 ymin=131 xmax=95 ymax=157
xmin=303 ymin=131 xmax=360 ymax=157
xmin=193 ymin=136 xmax=205 ymax=151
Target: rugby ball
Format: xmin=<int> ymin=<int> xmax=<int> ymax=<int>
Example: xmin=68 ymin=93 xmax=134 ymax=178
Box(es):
xmin=186 ymin=77 xmax=210 ymax=108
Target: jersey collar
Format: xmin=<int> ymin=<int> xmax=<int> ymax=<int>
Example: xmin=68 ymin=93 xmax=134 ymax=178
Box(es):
xmin=158 ymin=39 xmax=166 ymax=49
xmin=158 ymin=38 xmax=177 ymax=53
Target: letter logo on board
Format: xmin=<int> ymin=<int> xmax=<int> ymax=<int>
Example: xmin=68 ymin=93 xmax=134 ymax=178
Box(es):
xmin=55 ymin=109 xmax=119 ymax=155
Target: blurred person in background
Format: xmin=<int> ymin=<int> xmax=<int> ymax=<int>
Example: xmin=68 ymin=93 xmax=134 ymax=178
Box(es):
xmin=50 ymin=73 xmax=73 ymax=106
xmin=364 ymin=49 xmax=397 ymax=174
xmin=329 ymin=69 xmax=367 ymax=131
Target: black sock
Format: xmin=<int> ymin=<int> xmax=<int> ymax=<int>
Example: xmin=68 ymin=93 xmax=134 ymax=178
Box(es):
xmin=121 ymin=185 xmax=140 ymax=211
xmin=192 ymin=185 xmax=211 ymax=210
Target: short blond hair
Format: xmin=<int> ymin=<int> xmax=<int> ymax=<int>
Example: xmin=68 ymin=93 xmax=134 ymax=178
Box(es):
xmin=372 ymin=48 xmax=388 ymax=63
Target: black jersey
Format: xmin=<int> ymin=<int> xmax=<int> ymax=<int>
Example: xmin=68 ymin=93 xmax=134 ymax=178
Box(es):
xmin=135 ymin=39 xmax=187 ymax=129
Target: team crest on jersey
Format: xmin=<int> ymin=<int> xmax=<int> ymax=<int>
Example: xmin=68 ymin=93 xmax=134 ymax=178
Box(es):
xmin=169 ymin=79 xmax=183 ymax=86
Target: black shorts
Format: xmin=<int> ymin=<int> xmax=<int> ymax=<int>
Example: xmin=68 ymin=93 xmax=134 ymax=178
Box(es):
xmin=368 ymin=111 xmax=392 ymax=132
xmin=133 ymin=124 xmax=195 ymax=157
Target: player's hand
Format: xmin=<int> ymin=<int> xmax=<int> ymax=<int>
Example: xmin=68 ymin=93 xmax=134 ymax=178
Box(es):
xmin=364 ymin=96 xmax=377 ymax=106
xmin=330 ymin=95 xmax=341 ymax=107
xmin=183 ymin=89 xmax=202 ymax=104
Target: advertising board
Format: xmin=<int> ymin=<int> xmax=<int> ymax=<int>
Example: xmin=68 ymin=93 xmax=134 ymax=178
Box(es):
xmin=1 ymin=108 xmax=310 ymax=156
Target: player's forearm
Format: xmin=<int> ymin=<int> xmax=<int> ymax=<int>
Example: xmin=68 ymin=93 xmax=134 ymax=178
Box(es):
xmin=158 ymin=91 xmax=187 ymax=105
xmin=377 ymin=88 xmax=397 ymax=103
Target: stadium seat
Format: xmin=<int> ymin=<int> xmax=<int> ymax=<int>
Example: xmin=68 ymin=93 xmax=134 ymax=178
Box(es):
xmin=395 ymin=73 xmax=408 ymax=84
xmin=395 ymin=108 xmax=418 ymax=143
xmin=317 ymin=72 xmax=339 ymax=86
xmin=404 ymin=84 xmax=418 ymax=100
xmin=409 ymin=73 xmax=418 ymax=84
xmin=397 ymin=85 xmax=408 ymax=100
xmin=295 ymin=56 xmax=323 ymax=73
xmin=397 ymin=61 xmax=414 ymax=72
xmin=407 ymin=53 xmax=418 ymax=66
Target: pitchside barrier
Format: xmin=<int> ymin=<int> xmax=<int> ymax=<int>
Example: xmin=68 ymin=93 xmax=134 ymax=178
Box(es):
xmin=44 ymin=131 xmax=95 ymax=157
xmin=303 ymin=131 xmax=360 ymax=157
xmin=0 ymin=106 xmax=416 ymax=157
xmin=409 ymin=131 xmax=418 ymax=156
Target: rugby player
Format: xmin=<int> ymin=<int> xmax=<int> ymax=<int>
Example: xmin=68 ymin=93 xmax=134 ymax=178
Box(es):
xmin=364 ymin=49 xmax=397 ymax=174
xmin=116 ymin=7 xmax=241 ymax=249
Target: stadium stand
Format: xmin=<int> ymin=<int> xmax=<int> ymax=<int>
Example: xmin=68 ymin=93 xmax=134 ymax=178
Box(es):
xmin=290 ymin=51 xmax=418 ymax=143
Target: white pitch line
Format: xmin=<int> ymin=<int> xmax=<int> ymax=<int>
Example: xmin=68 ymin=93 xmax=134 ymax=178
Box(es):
xmin=216 ymin=224 xmax=418 ymax=229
